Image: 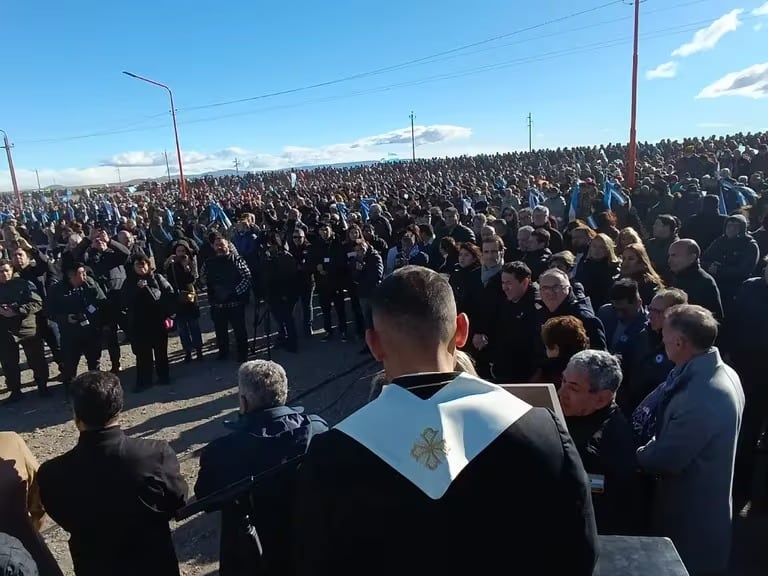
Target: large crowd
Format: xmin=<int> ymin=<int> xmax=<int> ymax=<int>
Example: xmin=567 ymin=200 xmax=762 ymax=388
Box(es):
xmin=0 ymin=129 xmax=767 ymax=576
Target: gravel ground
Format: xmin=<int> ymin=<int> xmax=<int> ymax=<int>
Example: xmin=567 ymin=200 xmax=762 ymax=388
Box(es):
xmin=0 ymin=302 xmax=377 ymax=576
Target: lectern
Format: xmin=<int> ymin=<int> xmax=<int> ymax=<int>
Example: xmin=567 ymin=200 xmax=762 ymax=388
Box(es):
xmin=596 ymin=536 xmax=689 ymax=575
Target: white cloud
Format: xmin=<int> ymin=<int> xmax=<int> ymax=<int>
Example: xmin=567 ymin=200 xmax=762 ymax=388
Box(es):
xmin=671 ymin=9 xmax=743 ymax=57
xmin=646 ymin=61 xmax=679 ymax=79
xmin=754 ymin=2 xmax=768 ymax=16
xmin=755 ymin=23 xmax=765 ymax=31
xmin=2 ymin=124 xmax=471 ymax=190
xmin=696 ymin=62 xmax=768 ymax=99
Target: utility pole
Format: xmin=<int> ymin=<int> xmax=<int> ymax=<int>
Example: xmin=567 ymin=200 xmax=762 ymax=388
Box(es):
xmin=164 ymin=150 xmax=172 ymax=182
xmin=34 ymin=169 xmax=41 ymax=193
xmin=626 ymin=0 xmax=641 ymax=189
xmin=117 ymin=167 xmax=122 ymax=184
xmin=0 ymin=130 xmax=22 ymax=211
xmin=409 ymin=111 xmax=416 ymax=161
xmin=527 ymin=113 xmax=533 ymax=152
xmin=233 ymin=157 xmax=240 ymax=176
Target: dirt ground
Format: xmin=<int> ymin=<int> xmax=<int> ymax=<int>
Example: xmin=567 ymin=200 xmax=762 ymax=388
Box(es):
xmin=0 ymin=301 xmax=377 ymax=576
xmin=1 ymin=302 xmax=766 ymax=576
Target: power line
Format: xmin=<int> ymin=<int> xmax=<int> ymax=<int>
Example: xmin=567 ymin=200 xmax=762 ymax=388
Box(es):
xmin=14 ymin=9 xmax=733 ymax=147
xmin=17 ymin=111 xmax=171 ymax=145
xmin=180 ymin=0 xmax=627 ymax=112
xmin=374 ymin=0 xmax=711 ymax=72
xmin=176 ymin=0 xmax=712 ymax=114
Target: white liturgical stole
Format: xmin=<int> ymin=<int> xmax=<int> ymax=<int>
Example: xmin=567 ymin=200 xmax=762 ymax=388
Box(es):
xmin=334 ymin=373 xmax=533 ymax=500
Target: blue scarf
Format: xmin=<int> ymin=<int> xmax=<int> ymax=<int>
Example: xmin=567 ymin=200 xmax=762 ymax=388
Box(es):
xmin=632 ymin=359 xmax=691 ymax=446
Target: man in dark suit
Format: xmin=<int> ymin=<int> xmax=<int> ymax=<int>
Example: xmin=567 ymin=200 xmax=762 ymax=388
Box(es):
xmin=37 ymin=371 xmax=187 ymax=576
xmin=293 ymin=266 xmax=597 ymax=576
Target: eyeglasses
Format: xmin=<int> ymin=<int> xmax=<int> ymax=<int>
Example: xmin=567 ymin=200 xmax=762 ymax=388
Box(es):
xmin=540 ymin=284 xmax=566 ymax=293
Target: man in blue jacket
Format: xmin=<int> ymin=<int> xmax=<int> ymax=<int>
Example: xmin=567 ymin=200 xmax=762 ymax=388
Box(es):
xmin=195 ymin=360 xmax=327 ymax=576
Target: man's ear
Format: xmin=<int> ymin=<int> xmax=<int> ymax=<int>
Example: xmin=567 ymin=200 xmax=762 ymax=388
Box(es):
xmin=455 ymin=313 xmax=470 ymax=349
xmin=365 ymin=328 xmax=385 ymax=362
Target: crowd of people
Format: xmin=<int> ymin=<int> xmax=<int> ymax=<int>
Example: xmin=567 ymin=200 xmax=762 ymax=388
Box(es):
xmin=1 ymin=129 xmax=767 ymax=576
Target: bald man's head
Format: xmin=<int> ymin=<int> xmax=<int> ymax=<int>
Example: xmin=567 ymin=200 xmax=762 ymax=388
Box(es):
xmin=668 ymin=239 xmax=699 ymax=274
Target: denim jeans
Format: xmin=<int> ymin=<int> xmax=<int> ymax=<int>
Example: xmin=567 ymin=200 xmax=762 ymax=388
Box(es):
xmin=176 ymin=315 xmax=203 ymax=351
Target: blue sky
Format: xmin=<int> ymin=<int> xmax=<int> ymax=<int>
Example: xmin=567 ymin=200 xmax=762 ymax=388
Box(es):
xmin=1 ymin=0 xmax=767 ymax=189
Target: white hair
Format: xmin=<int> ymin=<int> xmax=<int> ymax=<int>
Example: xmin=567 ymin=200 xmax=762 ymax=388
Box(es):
xmin=567 ymin=350 xmax=623 ymax=393
xmin=533 ymin=205 xmax=550 ymax=217
xmin=539 ymin=267 xmax=570 ymax=287
xmin=238 ymin=360 xmax=288 ymax=411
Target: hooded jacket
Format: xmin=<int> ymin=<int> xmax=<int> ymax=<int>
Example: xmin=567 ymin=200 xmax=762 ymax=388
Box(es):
xmin=701 ymin=214 xmax=760 ymax=303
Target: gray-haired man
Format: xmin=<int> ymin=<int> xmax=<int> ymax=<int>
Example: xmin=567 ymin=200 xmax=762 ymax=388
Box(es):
xmin=195 ymin=360 xmax=327 ymax=576
xmin=559 ymin=349 xmax=641 ymax=535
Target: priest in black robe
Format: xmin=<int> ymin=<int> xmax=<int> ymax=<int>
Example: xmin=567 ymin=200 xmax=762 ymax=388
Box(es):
xmin=293 ymin=265 xmax=598 ymax=576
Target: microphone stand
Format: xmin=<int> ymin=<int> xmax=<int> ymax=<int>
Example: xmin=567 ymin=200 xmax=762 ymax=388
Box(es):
xmin=263 ymin=302 xmax=272 ymax=361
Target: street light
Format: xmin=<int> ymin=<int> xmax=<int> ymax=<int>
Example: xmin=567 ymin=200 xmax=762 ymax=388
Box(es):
xmin=0 ymin=129 xmax=22 ymax=211
xmin=122 ymin=71 xmax=188 ymax=198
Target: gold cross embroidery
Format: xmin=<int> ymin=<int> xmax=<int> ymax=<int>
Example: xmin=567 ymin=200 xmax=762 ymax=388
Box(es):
xmin=410 ymin=427 xmax=448 ymax=470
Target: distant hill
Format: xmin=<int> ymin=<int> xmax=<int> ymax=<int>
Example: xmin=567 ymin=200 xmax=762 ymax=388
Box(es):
xmin=6 ymin=159 xmax=397 ymax=193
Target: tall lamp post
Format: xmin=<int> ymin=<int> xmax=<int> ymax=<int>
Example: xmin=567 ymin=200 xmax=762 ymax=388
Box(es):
xmin=122 ymin=71 xmax=188 ymax=198
xmin=626 ymin=0 xmax=641 ymax=190
xmin=0 ymin=129 xmax=22 ymax=211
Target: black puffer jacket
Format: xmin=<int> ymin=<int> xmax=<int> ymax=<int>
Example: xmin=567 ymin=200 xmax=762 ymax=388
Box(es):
xmin=536 ymin=290 xmax=608 ymax=358
xmin=701 ymin=215 xmax=760 ymax=304
xmin=46 ymin=278 xmax=106 ymax=333
xmin=120 ymin=272 xmax=175 ymax=339
xmin=75 ymin=239 xmax=131 ymax=294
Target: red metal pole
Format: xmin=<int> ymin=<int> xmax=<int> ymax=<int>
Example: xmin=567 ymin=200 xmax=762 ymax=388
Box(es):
xmin=1 ymin=131 xmax=22 ymax=211
xmin=626 ymin=0 xmax=640 ymax=190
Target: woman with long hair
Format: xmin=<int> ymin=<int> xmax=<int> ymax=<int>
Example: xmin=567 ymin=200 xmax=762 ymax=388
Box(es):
xmin=449 ymin=242 xmax=482 ymax=316
xmin=574 ymin=233 xmax=621 ymax=310
xmin=438 ymin=236 xmax=460 ymax=274
xmin=165 ymin=240 xmax=203 ymax=363
xmin=616 ymin=227 xmax=643 ymax=254
xmin=121 ymin=255 xmax=175 ymax=391
xmin=620 ymin=243 xmax=665 ymax=305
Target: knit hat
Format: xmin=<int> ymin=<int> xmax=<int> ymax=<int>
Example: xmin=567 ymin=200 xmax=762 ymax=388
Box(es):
xmin=0 ymin=533 xmax=38 ymax=576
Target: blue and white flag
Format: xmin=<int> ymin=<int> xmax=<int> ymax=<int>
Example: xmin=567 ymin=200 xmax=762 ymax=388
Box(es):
xmin=209 ymin=201 xmax=232 ymax=229
xmin=603 ymin=179 xmax=626 ymax=211
xmin=717 ymin=179 xmax=745 ymax=216
xmin=527 ymin=187 xmax=544 ymax=209
xmin=568 ymin=181 xmax=581 ymax=222
xmin=102 ymin=200 xmax=114 ymax=221
xmin=360 ymin=198 xmax=374 ymax=222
